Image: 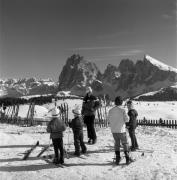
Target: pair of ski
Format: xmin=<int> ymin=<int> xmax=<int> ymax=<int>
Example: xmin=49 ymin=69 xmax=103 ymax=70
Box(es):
xmin=22 ymin=141 xmax=65 ymax=168
xmin=22 ymin=141 xmax=51 ymax=160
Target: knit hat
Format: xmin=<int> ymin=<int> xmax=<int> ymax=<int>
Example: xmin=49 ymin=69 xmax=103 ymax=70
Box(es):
xmin=72 ymin=106 xmax=81 ymax=115
xmin=86 ymin=86 xmax=93 ymax=93
xmin=51 ymin=107 xmax=60 ymax=116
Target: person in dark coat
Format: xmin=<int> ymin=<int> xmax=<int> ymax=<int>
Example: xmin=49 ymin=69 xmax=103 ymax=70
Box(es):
xmin=69 ymin=106 xmax=87 ymax=156
xmin=47 ymin=107 xmax=66 ymax=164
xmin=126 ymin=100 xmax=139 ymax=151
xmin=81 ymin=86 xmax=100 ymax=144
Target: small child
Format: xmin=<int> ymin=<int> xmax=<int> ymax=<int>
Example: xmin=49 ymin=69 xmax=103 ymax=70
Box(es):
xmin=69 ymin=106 xmax=87 ymax=156
xmin=47 ymin=107 xmax=66 ymax=164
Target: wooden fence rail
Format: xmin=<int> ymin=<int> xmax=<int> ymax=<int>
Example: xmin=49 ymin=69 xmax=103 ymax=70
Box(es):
xmin=1 ymin=104 xmax=177 ymax=129
xmin=137 ymin=118 xmax=177 ymax=129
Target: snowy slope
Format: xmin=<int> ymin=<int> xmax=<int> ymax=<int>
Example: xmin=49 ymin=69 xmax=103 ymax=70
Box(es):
xmin=1 ymin=124 xmax=177 ymax=180
xmin=145 ymin=55 xmax=177 ymax=73
xmin=135 ymin=83 xmax=177 ymax=101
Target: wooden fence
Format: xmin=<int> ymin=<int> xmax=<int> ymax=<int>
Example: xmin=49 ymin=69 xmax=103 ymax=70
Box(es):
xmin=95 ymin=105 xmax=109 ymax=127
xmin=0 ymin=102 xmax=69 ymax=126
xmin=1 ymin=103 xmax=177 ymax=129
xmin=137 ymin=118 xmax=177 ymax=129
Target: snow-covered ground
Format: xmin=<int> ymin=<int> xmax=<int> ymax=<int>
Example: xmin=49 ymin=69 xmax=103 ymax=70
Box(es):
xmin=129 ymin=101 xmax=177 ymax=120
xmin=1 ymin=124 xmax=177 ymax=180
xmin=1 ymin=100 xmax=177 ymax=180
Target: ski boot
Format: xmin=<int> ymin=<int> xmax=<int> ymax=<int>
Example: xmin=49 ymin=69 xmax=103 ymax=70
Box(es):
xmin=115 ymin=151 xmax=121 ymax=165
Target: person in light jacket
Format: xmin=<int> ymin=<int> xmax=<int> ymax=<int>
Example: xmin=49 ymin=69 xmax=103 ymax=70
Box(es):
xmin=47 ymin=107 xmax=66 ymax=164
xmin=108 ymin=96 xmax=133 ymax=165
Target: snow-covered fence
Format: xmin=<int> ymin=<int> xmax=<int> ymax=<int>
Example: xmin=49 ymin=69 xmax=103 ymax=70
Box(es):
xmin=137 ymin=118 xmax=177 ymax=129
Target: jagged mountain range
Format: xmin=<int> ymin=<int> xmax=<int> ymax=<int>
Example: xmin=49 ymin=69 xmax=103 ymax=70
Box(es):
xmin=58 ymin=54 xmax=177 ymax=99
xmin=0 ymin=54 xmax=177 ymax=100
xmin=0 ymin=78 xmax=58 ymax=98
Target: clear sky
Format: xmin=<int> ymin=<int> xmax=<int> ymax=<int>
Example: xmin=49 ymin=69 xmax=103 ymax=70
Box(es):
xmin=0 ymin=0 xmax=176 ymax=81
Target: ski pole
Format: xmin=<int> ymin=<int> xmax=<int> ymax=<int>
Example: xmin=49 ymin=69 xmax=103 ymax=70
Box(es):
xmin=64 ymin=127 xmax=70 ymax=159
xmin=67 ymin=126 xmax=71 ymax=151
xmin=46 ymin=138 xmax=51 ymax=158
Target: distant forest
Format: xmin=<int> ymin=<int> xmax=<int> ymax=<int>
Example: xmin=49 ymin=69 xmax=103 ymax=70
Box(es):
xmin=0 ymin=95 xmax=82 ymax=107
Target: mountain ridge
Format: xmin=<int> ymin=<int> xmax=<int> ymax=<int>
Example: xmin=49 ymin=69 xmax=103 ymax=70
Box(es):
xmin=0 ymin=54 xmax=177 ymax=100
xmin=58 ymin=54 xmax=177 ymax=99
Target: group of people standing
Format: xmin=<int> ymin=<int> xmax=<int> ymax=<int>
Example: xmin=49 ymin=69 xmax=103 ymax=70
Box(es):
xmin=108 ymin=96 xmax=138 ymax=165
xmin=47 ymin=86 xmax=138 ymax=166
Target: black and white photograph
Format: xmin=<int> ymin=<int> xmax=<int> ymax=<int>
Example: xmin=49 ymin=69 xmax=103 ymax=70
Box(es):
xmin=0 ymin=0 xmax=177 ymax=179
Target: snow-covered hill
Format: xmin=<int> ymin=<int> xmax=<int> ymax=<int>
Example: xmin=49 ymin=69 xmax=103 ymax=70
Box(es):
xmin=145 ymin=55 xmax=177 ymax=73
xmin=135 ymin=83 xmax=177 ymax=101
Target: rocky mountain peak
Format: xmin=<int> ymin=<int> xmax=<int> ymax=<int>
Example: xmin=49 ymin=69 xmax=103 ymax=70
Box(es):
xmin=144 ymin=55 xmax=177 ymax=73
xmin=65 ymin=54 xmax=84 ymax=67
xmin=118 ymin=59 xmax=135 ymax=74
xmin=58 ymin=54 xmax=101 ymax=93
xmin=58 ymin=54 xmax=177 ymax=99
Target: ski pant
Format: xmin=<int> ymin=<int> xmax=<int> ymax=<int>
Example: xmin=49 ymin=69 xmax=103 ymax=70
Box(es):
xmin=52 ymin=137 xmax=64 ymax=161
xmin=112 ymin=132 xmax=129 ymax=152
xmin=73 ymin=130 xmax=86 ymax=153
xmin=128 ymin=128 xmax=139 ymax=149
xmin=84 ymin=115 xmax=97 ymax=141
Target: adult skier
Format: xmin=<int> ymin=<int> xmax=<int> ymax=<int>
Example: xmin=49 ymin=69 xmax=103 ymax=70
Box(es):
xmin=81 ymin=86 xmax=100 ymax=144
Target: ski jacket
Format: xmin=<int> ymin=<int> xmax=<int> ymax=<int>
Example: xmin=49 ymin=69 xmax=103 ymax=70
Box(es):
xmin=127 ymin=109 xmax=138 ymax=130
xmin=81 ymin=94 xmax=100 ymax=116
xmin=108 ymin=106 xmax=129 ymax=133
xmin=47 ymin=117 xmax=66 ymax=139
xmin=69 ymin=116 xmax=84 ymax=132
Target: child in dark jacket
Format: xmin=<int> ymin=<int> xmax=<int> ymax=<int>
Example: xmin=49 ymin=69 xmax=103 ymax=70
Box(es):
xmin=126 ymin=100 xmax=139 ymax=151
xmin=69 ymin=106 xmax=87 ymax=156
xmin=47 ymin=107 xmax=66 ymax=164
